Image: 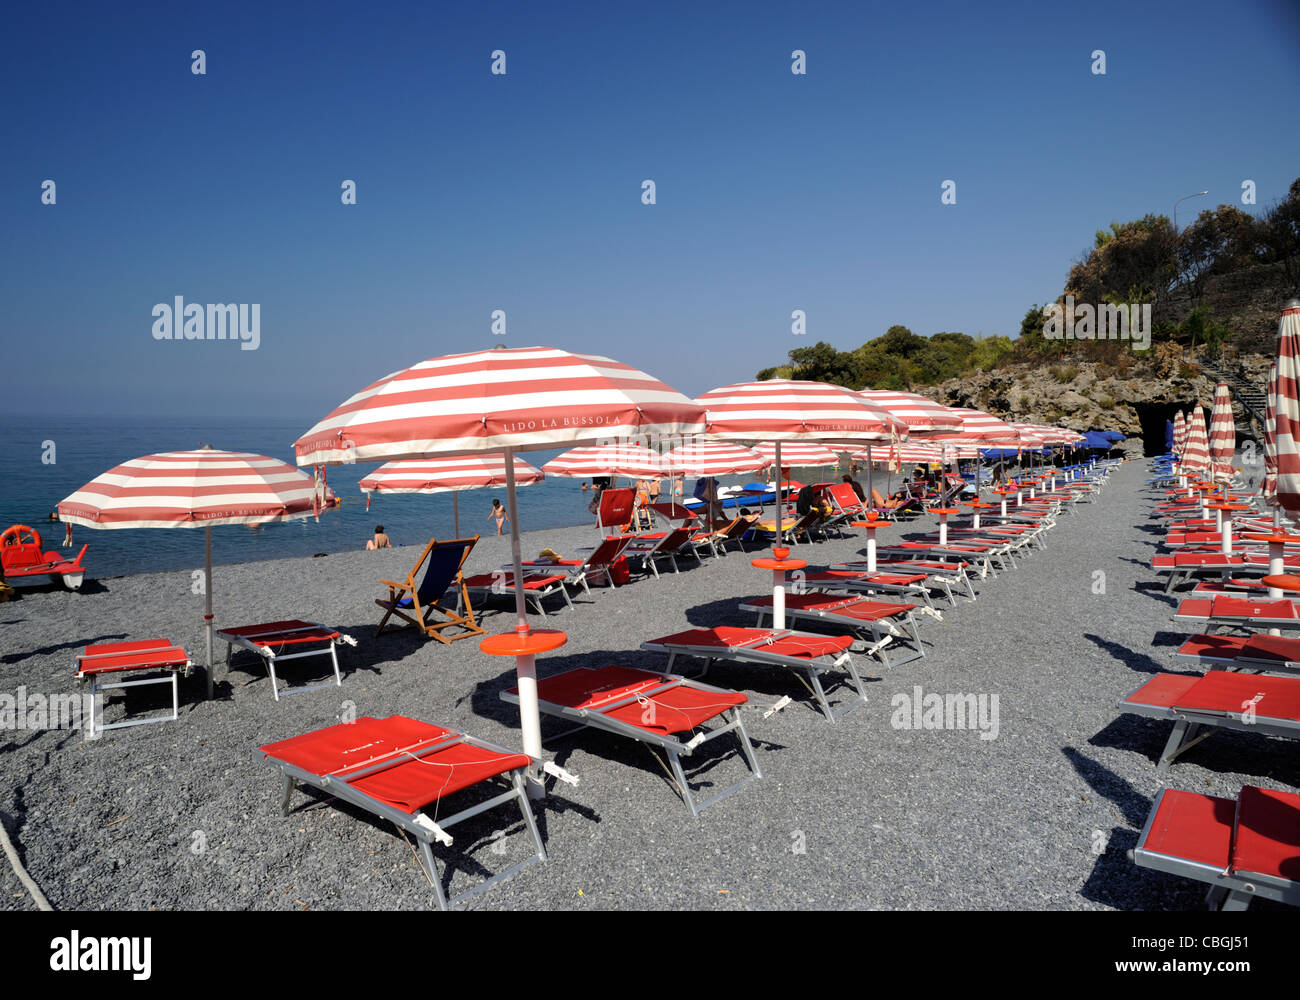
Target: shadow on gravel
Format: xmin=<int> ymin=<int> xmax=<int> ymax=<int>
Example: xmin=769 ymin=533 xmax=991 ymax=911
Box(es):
xmin=1149 ymin=630 xmax=1195 ymax=649
xmin=1082 ymin=634 xmax=1170 ymax=675
xmin=1093 ymin=714 xmax=1300 ymax=786
xmin=1132 ymin=581 xmax=1177 ymax=606
xmin=1060 ymin=745 xmax=1150 ymax=829
xmin=2 ymin=632 xmax=127 ymax=664
xmin=1076 ymin=824 xmax=1208 ymax=911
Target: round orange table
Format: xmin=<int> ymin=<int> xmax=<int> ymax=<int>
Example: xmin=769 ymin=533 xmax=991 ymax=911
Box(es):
xmin=753 ymin=547 xmax=806 ymax=629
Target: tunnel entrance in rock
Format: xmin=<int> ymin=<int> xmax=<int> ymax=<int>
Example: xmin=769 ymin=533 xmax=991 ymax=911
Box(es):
xmin=1133 ymin=401 xmax=1195 ymax=456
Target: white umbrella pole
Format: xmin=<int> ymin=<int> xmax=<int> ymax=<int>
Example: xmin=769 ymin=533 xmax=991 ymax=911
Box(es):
xmin=504 ymin=449 xmax=544 ymax=800
xmin=866 ymin=445 xmax=874 ymax=503
xmin=204 ymin=524 xmax=214 ymax=700
xmin=453 ymin=492 xmax=460 ymax=537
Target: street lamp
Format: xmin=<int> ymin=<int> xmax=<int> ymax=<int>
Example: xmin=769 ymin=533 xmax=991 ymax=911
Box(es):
xmin=1174 ymin=190 xmax=1209 ymax=231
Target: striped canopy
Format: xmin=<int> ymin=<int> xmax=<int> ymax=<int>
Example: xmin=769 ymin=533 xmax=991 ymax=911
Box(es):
xmin=856 ymin=390 xmax=962 ymax=437
xmin=1208 ymin=383 xmax=1237 ymax=481
xmin=852 ymin=442 xmax=945 ymax=464
xmin=58 ymin=448 xmax=319 ymax=529
xmin=753 ymin=441 xmax=839 ymax=467
xmin=541 ymin=443 xmax=666 ymax=479
xmin=1172 ymin=411 xmax=1186 ymax=460
xmin=1182 ymin=406 xmax=1212 ymax=476
xmin=698 ymin=380 xmax=908 ymax=443
xmin=1265 ymin=363 xmax=1278 ymax=501
xmin=661 ymin=442 xmax=768 ymax=476
xmin=938 ymin=407 xmax=1024 ymax=445
xmin=359 ymin=454 xmax=543 ymax=494
xmin=294 ymin=346 xmax=706 ymax=465
xmin=1012 ymin=422 xmax=1077 ymax=447
xmin=1274 ymin=301 xmax=1300 ymax=513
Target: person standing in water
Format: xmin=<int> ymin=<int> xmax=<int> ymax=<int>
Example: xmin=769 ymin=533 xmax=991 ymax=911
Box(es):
xmin=487 ymin=498 xmax=508 ymax=535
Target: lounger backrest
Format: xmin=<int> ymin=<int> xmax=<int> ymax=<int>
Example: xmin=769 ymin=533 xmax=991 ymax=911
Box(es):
xmin=828 ymin=483 xmax=862 ymax=511
xmin=597 ymin=488 xmax=635 ymax=531
xmin=415 ymin=537 xmax=477 ymax=604
xmin=585 ymin=535 xmax=632 ymax=566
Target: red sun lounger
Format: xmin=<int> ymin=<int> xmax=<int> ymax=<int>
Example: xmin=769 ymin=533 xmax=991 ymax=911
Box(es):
xmin=620 ymin=525 xmax=699 ymax=578
xmin=216 ymin=620 xmax=355 ymax=700
xmin=642 ymin=627 xmax=867 ymax=722
xmin=854 ymin=557 xmax=977 ymax=600
xmin=793 ymin=567 xmax=940 ymax=608
xmin=516 ymin=535 xmax=634 ymax=591
xmin=738 ymin=593 xmax=929 ymax=668
xmin=876 ymin=542 xmax=996 ymax=579
xmin=75 ymin=639 xmax=192 ymax=737
xmin=502 ymin=665 xmax=761 ymax=817
xmin=461 ymin=571 xmax=574 ymax=616
xmin=258 ymin=715 xmax=548 ymax=911
xmin=1173 ymin=633 xmax=1300 ymax=675
xmin=1133 ymin=785 xmax=1300 ymax=910
xmin=1173 ymin=596 xmax=1300 ymax=631
xmin=1120 ymin=670 xmax=1300 ymax=771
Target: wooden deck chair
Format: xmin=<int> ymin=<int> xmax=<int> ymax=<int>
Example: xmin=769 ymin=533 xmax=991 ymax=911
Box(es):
xmin=375 ymin=535 xmax=486 ymax=643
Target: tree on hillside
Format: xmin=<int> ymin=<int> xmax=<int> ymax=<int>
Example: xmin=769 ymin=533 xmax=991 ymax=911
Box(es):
xmin=1262 ymin=178 xmax=1300 ymax=297
xmin=1178 ymin=205 xmax=1266 ymax=305
xmin=1067 ymin=214 xmax=1177 ymax=307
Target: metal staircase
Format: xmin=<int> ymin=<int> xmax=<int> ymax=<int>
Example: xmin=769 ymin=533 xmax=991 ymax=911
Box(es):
xmin=1198 ymin=358 xmax=1268 ymax=430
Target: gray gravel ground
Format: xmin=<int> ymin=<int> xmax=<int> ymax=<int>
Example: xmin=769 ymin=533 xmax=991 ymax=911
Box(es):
xmin=2 ymin=459 xmax=1294 ymax=911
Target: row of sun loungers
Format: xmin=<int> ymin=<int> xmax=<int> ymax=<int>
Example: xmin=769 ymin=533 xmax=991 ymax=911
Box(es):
xmin=1119 ymin=463 xmax=1300 ymax=909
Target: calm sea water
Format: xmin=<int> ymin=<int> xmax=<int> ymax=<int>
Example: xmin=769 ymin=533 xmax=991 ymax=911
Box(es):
xmin=0 ymin=415 xmax=839 ymax=579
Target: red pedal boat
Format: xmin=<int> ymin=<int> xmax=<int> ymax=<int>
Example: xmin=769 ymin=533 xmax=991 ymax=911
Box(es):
xmin=1 ymin=525 xmax=87 ymax=590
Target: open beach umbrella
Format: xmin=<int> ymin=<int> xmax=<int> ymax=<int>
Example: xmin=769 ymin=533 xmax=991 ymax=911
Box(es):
xmin=1264 ymin=362 xmax=1278 ymax=504
xmin=1208 ymin=383 xmax=1237 ymax=482
xmin=359 ymin=454 xmax=544 ymax=536
xmin=752 ymin=441 xmax=838 ymax=467
xmin=660 ymin=441 xmax=768 ymax=477
xmin=540 ymin=443 xmax=667 ymax=480
xmin=57 ymin=447 xmax=322 ymax=697
xmin=696 ymin=380 xmax=906 ymax=544
xmin=1273 ymin=301 xmax=1300 ymax=516
xmin=857 ymin=390 xmax=963 ymax=438
xmin=295 ymin=345 xmax=706 ymax=796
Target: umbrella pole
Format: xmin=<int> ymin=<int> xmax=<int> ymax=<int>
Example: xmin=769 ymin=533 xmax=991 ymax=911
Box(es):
xmin=774 ymin=441 xmax=782 ymax=545
xmin=204 ymin=524 xmax=214 ymax=700
xmin=504 ymin=449 xmax=544 ymax=800
xmin=453 ymin=492 xmax=460 ymax=538
xmin=866 ymin=445 xmax=874 ymax=505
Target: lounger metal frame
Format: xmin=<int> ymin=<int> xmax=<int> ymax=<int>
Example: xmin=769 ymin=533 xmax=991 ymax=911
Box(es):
xmin=217 ymin=621 xmax=348 ymax=701
xmin=258 ymin=731 xmax=546 ymax=911
xmin=642 ymin=630 xmax=868 ymax=723
xmin=739 ymin=598 xmax=926 ymax=669
xmin=1133 ymin=788 xmax=1300 ymax=910
xmin=501 ymin=672 xmax=761 ymax=817
xmin=75 ymin=646 xmax=189 ymax=738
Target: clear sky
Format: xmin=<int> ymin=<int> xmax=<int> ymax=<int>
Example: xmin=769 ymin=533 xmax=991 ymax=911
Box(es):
xmin=2 ymin=0 xmax=1298 ymax=419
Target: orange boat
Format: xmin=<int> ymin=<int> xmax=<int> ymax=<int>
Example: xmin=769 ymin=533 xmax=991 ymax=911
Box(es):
xmin=1 ymin=525 xmax=87 ymax=590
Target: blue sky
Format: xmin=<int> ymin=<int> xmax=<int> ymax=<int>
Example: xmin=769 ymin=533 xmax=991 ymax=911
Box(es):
xmin=2 ymin=0 xmax=1298 ymax=419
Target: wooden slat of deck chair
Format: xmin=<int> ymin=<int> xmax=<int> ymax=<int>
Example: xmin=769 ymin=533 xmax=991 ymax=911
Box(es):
xmin=375 ymin=535 xmax=486 ymax=642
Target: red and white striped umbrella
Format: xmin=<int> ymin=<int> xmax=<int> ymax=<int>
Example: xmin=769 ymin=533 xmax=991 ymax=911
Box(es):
xmin=1274 ymin=301 xmax=1300 ymax=514
xmin=57 ymin=447 xmax=323 ymax=697
xmin=1264 ymin=363 xmax=1278 ymax=502
xmin=1182 ymin=406 xmax=1213 ymax=476
xmin=698 ymin=380 xmax=908 ymax=444
xmin=937 ymin=407 xmax=1024 ymax=445
xmin=359 ymin=454 xmax=544 ymax=531
xmin=58 ymin=449 xmax=319 ymax=529
xmin=852 ymin=442 xmax=944 ymax=464
xmin=359 ymin=454 xmax=544 ymax=494
xmin=295 ymin=346 xmax=706 ymax=796
xmin=856 ymin=390 xmax=963 ymax=437
xmin=1208 ymin=383 xmax=1237 ymax=480
xmin=541 ymin=443 xmax=666 ymax=479
xmin=752 ymin=441 xmax=838 ymax=467
xmin=661 ymin=441 xmax=768 ymax=477
xmin=295 ymin=346 xmax=704 ymax=465
xmin=1173 ymin=411 xmax=1186 ymax=459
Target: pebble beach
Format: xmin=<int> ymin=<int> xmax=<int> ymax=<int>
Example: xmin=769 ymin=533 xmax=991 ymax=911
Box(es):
xmin=2 ymin=457 xmax=1292 ymax=911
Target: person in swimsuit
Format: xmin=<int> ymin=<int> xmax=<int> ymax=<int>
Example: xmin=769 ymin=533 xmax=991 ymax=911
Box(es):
xmin=487 ymin=498 xmax=508 ymax=535
xmin=366 ymin=525 xmax=392 ymax=550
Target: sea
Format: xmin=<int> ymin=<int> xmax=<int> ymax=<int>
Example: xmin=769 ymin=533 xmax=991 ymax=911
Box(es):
xmin=0 ymin=415 xmax=839 ymax=579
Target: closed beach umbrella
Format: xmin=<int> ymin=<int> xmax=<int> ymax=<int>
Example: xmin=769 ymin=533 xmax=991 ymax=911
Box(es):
xmin=1173 ymin=410 xmax=1186 ymax=461
xmin=1208 ymin=383 xmax=1237 ymax=481
xmin=1273 ymin=301 xmax=1300 ymax=515
xmin=295 ymin=345 xmax=706 ymax=796
xmin=1183 ymin=406 xmax=1212 ymax=476
xmin=1265 ymin=362 xmax=1278 ymax=503
xmin=57 ymin=447 xmax=322 ymax=697
xmin=359 ymin=453 xmax=544 ymax=535
xmin=540 ymin=443 xmax=666 ymax=479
